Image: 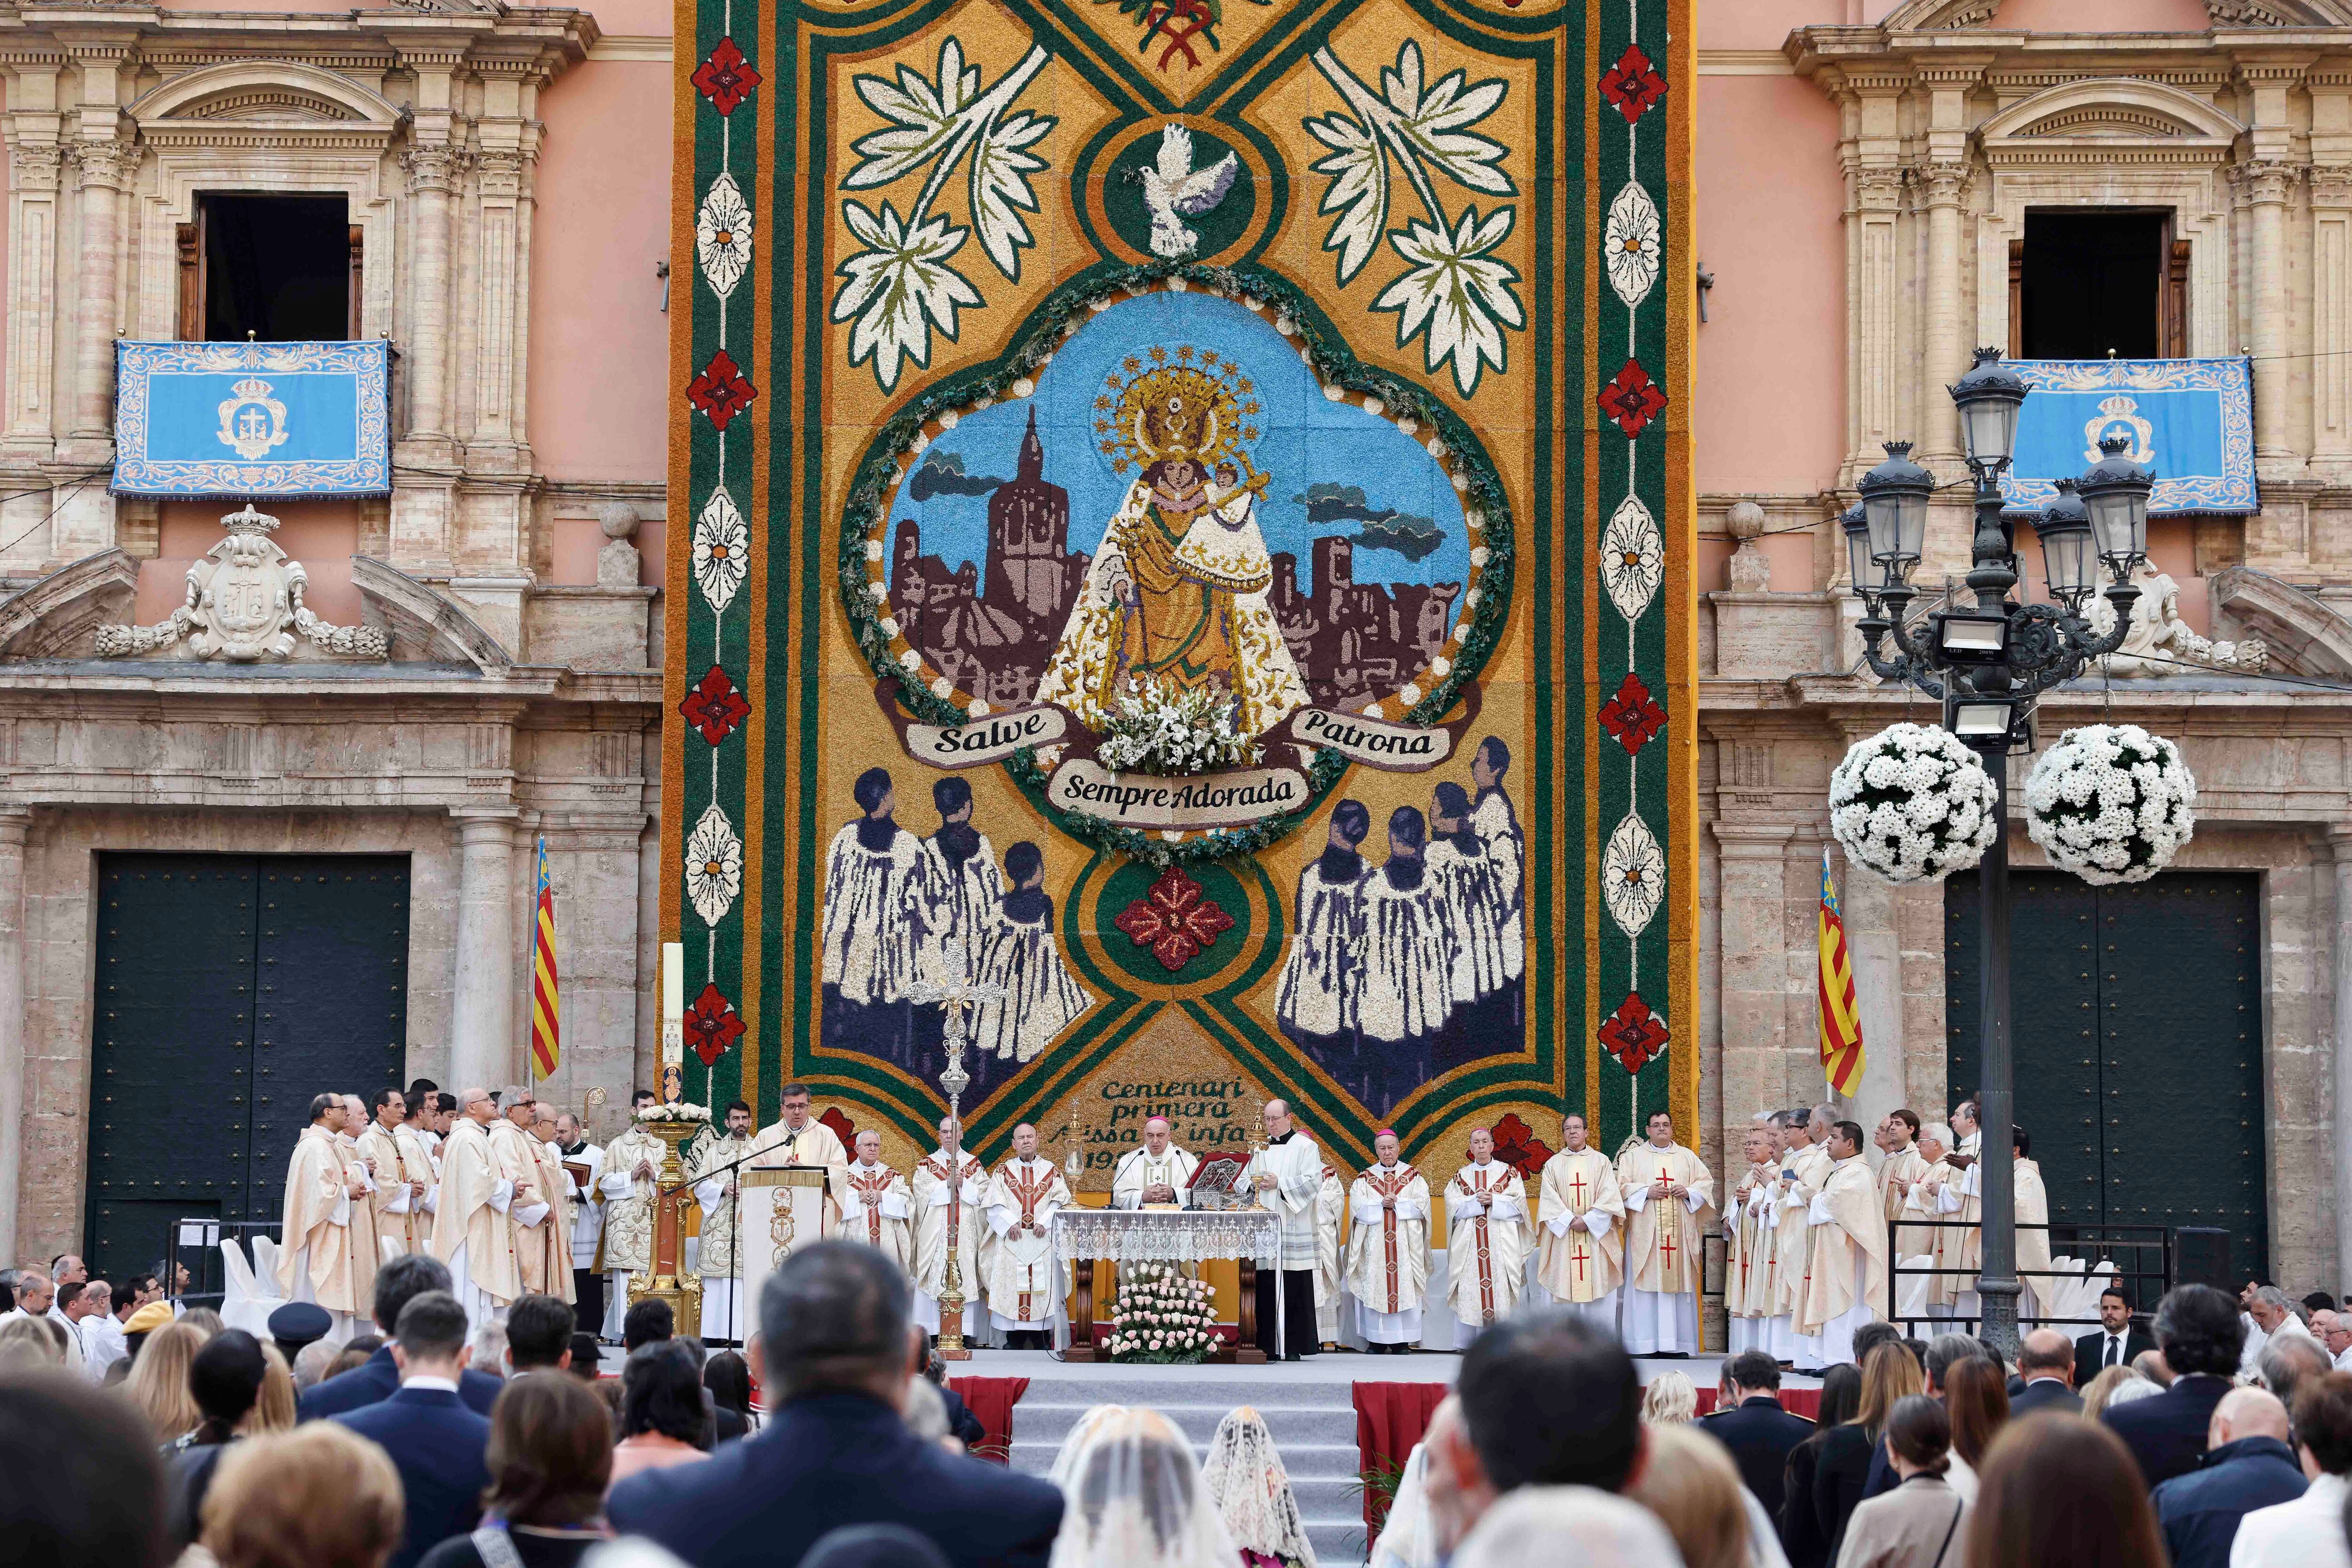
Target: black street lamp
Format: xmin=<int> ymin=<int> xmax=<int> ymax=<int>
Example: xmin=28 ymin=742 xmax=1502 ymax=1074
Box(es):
xmin=1848 ymin=346 xmax=2153 ymax=1359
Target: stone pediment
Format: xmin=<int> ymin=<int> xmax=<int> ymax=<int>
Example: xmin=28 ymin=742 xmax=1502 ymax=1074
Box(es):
xmin=129 ymin=62 xmax=402 ymax=147
xmin=1979 ymin=79 xmax=2243 ymax=165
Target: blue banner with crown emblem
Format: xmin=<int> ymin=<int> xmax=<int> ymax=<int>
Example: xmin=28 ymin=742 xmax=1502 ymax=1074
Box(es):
xmin=112 ymin=340 xmax=391 ymax=498
xmin=1998 ymin=357 xmax=2256 ymax=515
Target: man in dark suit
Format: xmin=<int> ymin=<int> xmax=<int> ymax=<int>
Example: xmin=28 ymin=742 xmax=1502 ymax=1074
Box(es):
xmin=2076 ymin=1287 xmax=2156 ymax=1389
xmin=2010 ymin=1328 xmax=2084 ymax=1417
xmin=2103 ymin=1283 xmax=2246 ymax=1489
xmin=1696 ymin=1348 xmax=1813 ymax=1520
xmin=332 ymin=1290 xmax=493 ymax=1568
xmin=297 ymin=1253 xmax=501 ymax=1420
xmin=608 ymin=1240 xmax=1063 ymax=1568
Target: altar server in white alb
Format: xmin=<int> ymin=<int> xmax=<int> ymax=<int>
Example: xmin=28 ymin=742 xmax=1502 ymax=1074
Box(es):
xmin=1246 ymin=1099 xmax=1323 ymax=1359
xmin=1111 ymin=1117 xmax=1197 ymax=1209
xmin=913 ymin=1118 xmax=991 ymax=1340
xmin=279 ymin=1093 xmax=363 ymax=1338
xmin=597 ymin=1090 xmax=666 ymax=1339
xmin=841 ymin=1131 xmax=914 ymax=1275
xmin=1347 ymin=1131 xmax=1430 ymax=1353
xmin=430 ymin=1087 xmax=522 ymax=1330
xmin=985 ymin=1122 xmax=1072 ymax=1348
xmin=1617 ymin=1110 xmax=1714 ymax=1356
xmin=1446 ymin=1129 xmax=1533 ymax=1346
xmin=1534 ymin=1111 xmax=1626 ymax=1332
xmin=1797 ymin=1119 xmax=1889 ymax=1365
xmin=1722 ymin=1121 xmax=1781 ymax=1355
xmin=554 ymin=1110 xmax=606 ymax=1327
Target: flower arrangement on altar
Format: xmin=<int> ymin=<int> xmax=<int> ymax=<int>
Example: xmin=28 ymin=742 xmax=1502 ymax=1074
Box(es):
xmin=1106 ymin=1262 xmax=1217 ymax=1364
xmin=1096 ymin=676 xmax=1263 ymax=776
xmin=1828 ymin=721 xmax=1999 ymax=884
xmin=633 ymin=1102 xmax=713 ymax=1124
xmin=2023 ymin=722 xmax=2198 ymax=885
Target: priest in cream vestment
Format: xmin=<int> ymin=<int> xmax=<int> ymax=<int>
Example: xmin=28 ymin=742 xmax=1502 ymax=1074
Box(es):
xmin=1535 ymin=1113 xmax=1626 ymax=1333
xmin=983 ymin=1123 xmax=1071 ymax=1347
xmin=361 ymin=1091 xmax=424 ymax=1257
xmin=279 ymin=1095 xmax=362 ymax=1330
xmin=2013 ymin=1130 xmax=2054 ymax=1323
xmin=1445 ymin=1130 xmax=1532 ymax=1346
xmin=840 ymin=1131 xmax=914 ymax=1275
xmin=1796 ymin=1122 xmax=1890 ymax=1365
xmin=596 ymin=1096 xmax=667 ymax=1337
xmin=1346 ymin=1132 xmax=1429 ymax=1351
xmin=1903 ymin=1125 xmax=1965 ymax=1318
xmin=913 ymin=1118 xmax=990 ymax=1339
xmin=396 ymin=1099 xmax=440 ymax=1251
xmin=748 ymin=1086 xmax=852 ymax=1230
xmin=691 ymin=1103 xmax=762 ymax=1343
xmin=1111 ymin=1118 xmax=1198 ymax=1210
xmin=1315 ymin=1161 xmax=1347 ymax=1346
xmin=1770 ymin=1110 xmax=1835 ymax=1366
xmin=1617 ymin=1112 xmax=1714 ymax=1356
xmin=489 ymin=1096 xmax=555 ymax=1295
xmin=430 ymin=1090 xmax=522 ymax=1330
xmin=1877 ymin=1113 xmax=1929 ymax=1227
xmin=1721 ymin=1123 xmax=1780 ymax=1354
xmin=529 ymin=1112 xmax=577 ymax=1305
xmin=336 ymin=1097 xmax=383 ymax=1322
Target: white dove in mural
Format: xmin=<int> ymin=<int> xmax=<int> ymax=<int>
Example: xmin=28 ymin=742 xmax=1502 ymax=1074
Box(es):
xmin=1139 ymin=124 xmax=1239 ymax=260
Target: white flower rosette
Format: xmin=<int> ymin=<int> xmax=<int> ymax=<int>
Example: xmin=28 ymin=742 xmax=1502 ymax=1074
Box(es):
xmin=2023 ymin=723 xmax=2196 ymax=885
xmin=1828 ymin=722 xmax=2000 ymax=884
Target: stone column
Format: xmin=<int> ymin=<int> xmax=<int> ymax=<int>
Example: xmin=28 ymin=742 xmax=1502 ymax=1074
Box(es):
xmin=2244 ymin=160 xmax=2299 ymax=467
xmin=2330 ymin=830 xmax=2352 ymax=1297
xmin=450 ymin=809 xmax=519 ymax=1093
xmin=4 ymin=142 xmax=64 ymax=456
xmin=400 ymin=146 xmax=464 ymax=443
xmin=66 ymin=138 xmax=134 ymax=445
xmin=0 ymin=808 xmax=31 ymax=1264
xmin=1714 ymin=822 xmax=1796 ymax=1140
xmin=1920 ymin=163 xmax=1970 ymax=466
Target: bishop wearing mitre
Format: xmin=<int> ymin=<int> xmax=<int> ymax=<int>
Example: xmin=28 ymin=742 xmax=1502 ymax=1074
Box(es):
xmin=1347 ymin=1131 xmax=1429 ymax=1353
xmin=597 ymin=1092 xmax=668 ymax=1339
xmin=841 ymin=1131 xmax=914 ymax=1275
xmin=1245 ymin=1100 xmax=1323 ymax=1361
xmin=279 ymin=1093 xmax=363 ymax=1334
xmin=1797 ymin=1119 xmax=1889 ymax=1364
xmin=1111 ymin=1117 xmax=1198 ymax=1210
xmin=983 ymin=1123 xmax=1071 ymax=1349
xmin=1722 ymin=1121 xmax=1780 ymax=1355
xmin=1445 ymin=1129 xmax=1532 ymax=1346
xmin=913 ymin=1117 xmax=990 ymax=1340
xmin=491 ymin=1092 xmax=555 ymax=1295
xmin=337 ymin=1095 xmax=384 ymax=1321
xmin=1617 ymin=1109 xmax=1714 ymax=1356
xmin=1535 ymin=1111 xmax=1626 ymax=1331
xmin=431 ymin=1088 xmax=522 ymax=1329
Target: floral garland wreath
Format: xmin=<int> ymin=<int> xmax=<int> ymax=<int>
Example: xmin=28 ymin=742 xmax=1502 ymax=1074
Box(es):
xmin=834 ymin=262 xmax=1517 ymax=865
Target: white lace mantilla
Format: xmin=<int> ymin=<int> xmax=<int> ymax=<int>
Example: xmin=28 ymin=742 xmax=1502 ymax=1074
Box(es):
xmin=1051 ymin=1206 xmax=1281 ymax=1267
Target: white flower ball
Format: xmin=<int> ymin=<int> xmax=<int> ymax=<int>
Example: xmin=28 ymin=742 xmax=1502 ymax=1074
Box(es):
xmin=1828 ymin=722 xmax=1998 ymax=885
xmin=2023 ymin=723 xmax=2196 ymax=886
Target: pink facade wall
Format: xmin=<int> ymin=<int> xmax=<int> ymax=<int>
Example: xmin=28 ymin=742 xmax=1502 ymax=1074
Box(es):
xmin=1988 ymin=0 xmax=2211 ymax=32
xmin=528 ymin=55 xmax=673 ymax=483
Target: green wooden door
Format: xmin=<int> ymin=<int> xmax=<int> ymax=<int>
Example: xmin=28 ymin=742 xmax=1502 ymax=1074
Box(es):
xmin=1945 ymin=871 xmax=2265 ymax=1285
xmin=84 ymin=854 xmax=410 ymax=1281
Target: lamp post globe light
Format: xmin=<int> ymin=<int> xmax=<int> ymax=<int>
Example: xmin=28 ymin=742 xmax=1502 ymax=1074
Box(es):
xmin=1847 ymin=346 xmax=2153 ymax=1359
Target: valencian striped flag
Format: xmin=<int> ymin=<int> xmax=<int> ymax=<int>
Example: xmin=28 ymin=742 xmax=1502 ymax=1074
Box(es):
xmin=1817 ymin=848 xmax=1865 ymax=1096
xmin=529 ymin=836 xmax=560 ymax=1081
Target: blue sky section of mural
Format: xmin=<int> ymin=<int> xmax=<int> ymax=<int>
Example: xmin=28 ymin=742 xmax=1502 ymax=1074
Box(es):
xmin=889 ymin=292 xmax=1470 ymax=594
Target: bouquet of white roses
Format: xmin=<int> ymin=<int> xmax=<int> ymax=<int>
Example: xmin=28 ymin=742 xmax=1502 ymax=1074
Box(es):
xmin=2023 ymin=723 xmax=2197 ymax=885
xmin=1828 ymin=721 xmax=2000 ymax=884
xmin=1104 ymin=1261 xmax=1218 ymax=1365
xmin=1096 ymin=676 xmax=1262 ymax=776
xmin=633 ymin=1102 xmax=713 ymax=1124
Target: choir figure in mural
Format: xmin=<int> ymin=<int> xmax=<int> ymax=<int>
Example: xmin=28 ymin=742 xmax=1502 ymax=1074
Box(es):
xmin=971 ymin=841 xmax=1092 ymax=1065
xmin=911 ymin=776 xmax=1003 ymax=1067
xmin=821 ymin=768 xmax=927 ymax=1069
xmin=1274 ymin=738 xmax=1530 ymax=1116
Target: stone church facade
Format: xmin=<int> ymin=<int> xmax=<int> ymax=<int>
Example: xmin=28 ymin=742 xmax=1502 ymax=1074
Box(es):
xmin=0 ymin=2 xmax=669 ymax=1264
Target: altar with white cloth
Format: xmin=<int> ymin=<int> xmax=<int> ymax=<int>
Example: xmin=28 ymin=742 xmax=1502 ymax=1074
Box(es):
xmin=1050 ymin=1207 xmax=1281 ymax=1364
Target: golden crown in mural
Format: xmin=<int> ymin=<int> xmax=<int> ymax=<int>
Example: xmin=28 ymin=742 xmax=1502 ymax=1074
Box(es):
xmin=1100 ymin=351 xmax=1255 ymax=475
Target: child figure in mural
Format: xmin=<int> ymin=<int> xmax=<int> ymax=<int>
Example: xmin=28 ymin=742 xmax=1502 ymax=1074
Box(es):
xmin=1354 ymin=806 xmax=1455 ymax=1113
xmin=1034 ymin=364 xmax=1309 ymax=741
xmin=820 ymin=767 xmax=926 ymax=1069
xmin=971 ymin=841 xmax=1092 ymax=1064
xmin=910 ymin=776 xmax=1003 ymax=1071
xmin=1427 ymin=778 xmax=1515 ymax=1069
xmin=1470 ymin=736 xmax=1527 ymax=1007
xmin=1276 ymin=798 xmax=1372 ymax=1085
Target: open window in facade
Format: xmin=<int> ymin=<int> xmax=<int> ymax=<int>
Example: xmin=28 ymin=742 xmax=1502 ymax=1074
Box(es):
xmin=2009 ymin=209 xmax=2190 ymax=360
xmin=175 ymin=193 xmax=361 ymax=341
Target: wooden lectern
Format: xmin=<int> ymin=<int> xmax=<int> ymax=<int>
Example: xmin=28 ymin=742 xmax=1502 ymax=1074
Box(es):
xmin=739 ymin=1165 xmax=830 ymax=1307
